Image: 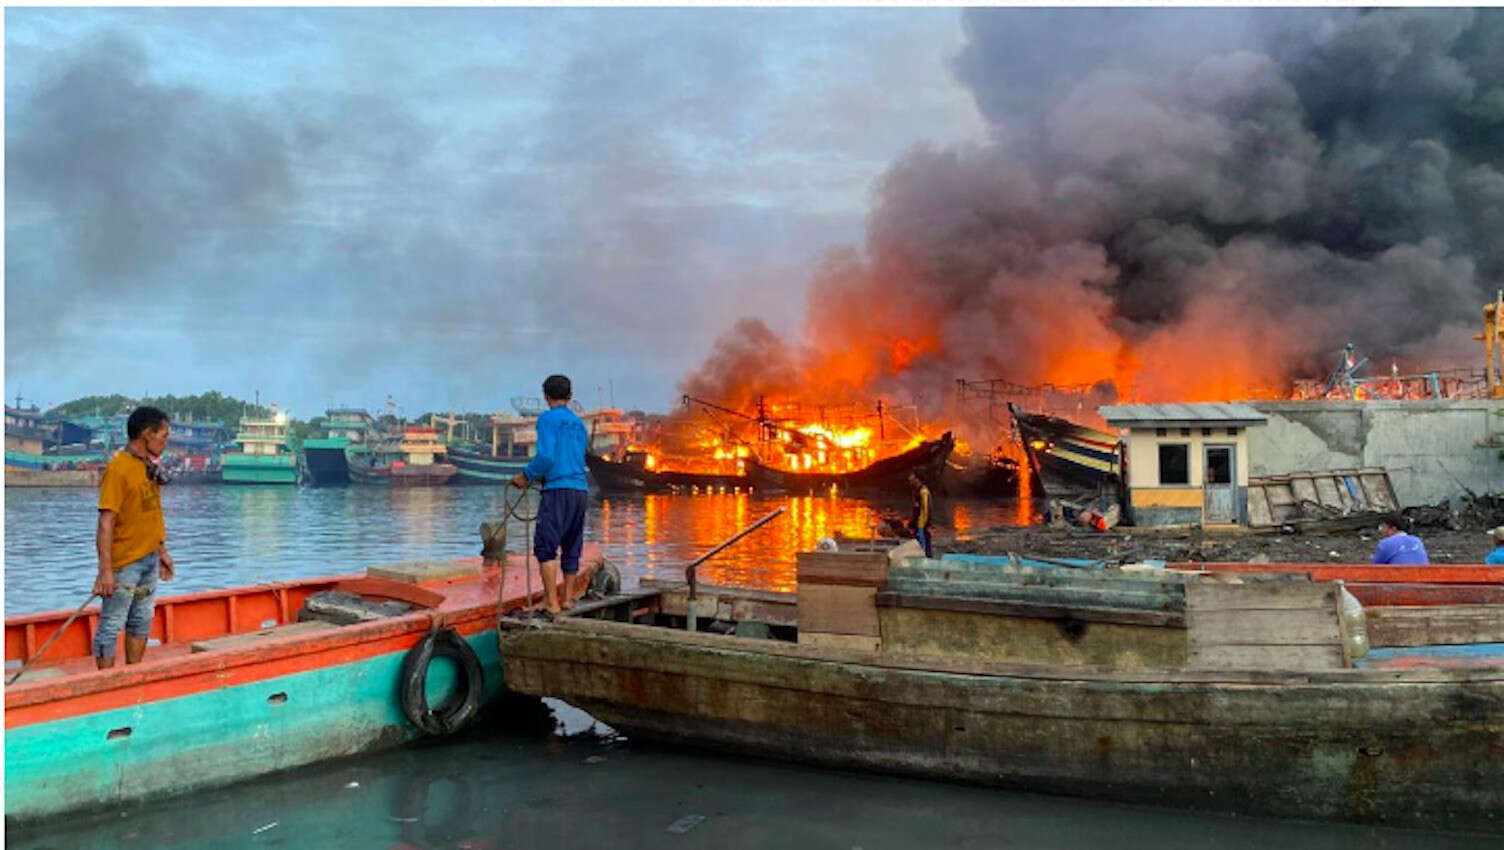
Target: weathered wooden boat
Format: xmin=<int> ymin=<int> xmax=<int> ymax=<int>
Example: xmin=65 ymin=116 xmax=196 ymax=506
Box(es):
xmin=347 ymin=426 xmax=458 ymax=486
xmin=3 ymin=546 xmax=595 ymax=826
xmin=938 ymin=452 xmax=1025 ymax=498
xmin=1008 ymin=403 xmax=1121 ymax=500
xmin=586 ymin=451 xmax=748 ymax=494
xmin=499 ymin=553 xmax=1504 ymax=832
xmin=745 ymin=432 xmax=955 ymax=494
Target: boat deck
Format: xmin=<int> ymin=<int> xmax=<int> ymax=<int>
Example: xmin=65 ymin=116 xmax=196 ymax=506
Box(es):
xmin=5 ymin=551 xmax=573 ymax=695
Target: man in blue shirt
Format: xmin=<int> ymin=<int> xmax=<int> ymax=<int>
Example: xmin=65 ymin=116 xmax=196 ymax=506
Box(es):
xmin=1486 ymin=527 xmax=1504 ymax=565
xmin=511 ymin=374 xmax=590 ymax=613
xmin=1372 ymin=514 xmax=1429 ymax=565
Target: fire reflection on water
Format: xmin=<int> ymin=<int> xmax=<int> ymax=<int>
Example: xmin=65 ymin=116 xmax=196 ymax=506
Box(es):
xmin=596 ymin=493 xmax=1023 ymax=594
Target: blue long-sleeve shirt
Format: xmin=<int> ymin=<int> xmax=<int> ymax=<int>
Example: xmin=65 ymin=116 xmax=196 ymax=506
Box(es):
xmin=523 ymin=405 xmax=589 ymax=491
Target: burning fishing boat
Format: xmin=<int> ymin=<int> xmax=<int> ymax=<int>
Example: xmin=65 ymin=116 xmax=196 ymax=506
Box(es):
xmin=589 ymin=394 xmax=956 ymax=496
xmin=745 ymin=431 xmax=955 ymax=494
xmin=586 ymin=450 xmax=748 ymax=494
xmin=1008 ymin=402 xmax=1122 ymax=501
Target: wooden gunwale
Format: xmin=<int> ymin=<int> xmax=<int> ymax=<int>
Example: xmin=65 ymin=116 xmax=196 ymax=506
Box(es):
xmin=521 ymin=616 xmax=1504 ymax=686
xmin=875 ymin=591 xmax=1185 ymax=628
xmin=1175 ymin=563 xmax=1504 ymax=583
xmin=3 ymin=556 xmax=537 ymax=724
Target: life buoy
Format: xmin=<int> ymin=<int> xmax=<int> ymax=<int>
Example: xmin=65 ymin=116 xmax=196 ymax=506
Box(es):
xmin=399 ymin=628 xmax=484 ymax=736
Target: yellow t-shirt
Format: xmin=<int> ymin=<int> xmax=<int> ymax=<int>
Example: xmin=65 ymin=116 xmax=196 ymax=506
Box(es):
xmin=98 ymin=451 xmax=166 ymax=570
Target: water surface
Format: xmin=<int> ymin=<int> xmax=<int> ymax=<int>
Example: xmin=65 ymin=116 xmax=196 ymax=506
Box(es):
xmin=4 ymin=485 xmax=1017 ymax=614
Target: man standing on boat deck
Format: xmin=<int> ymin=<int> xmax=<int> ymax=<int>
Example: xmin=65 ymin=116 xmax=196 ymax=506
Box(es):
xmin=1372 ymin=514 xmax=1429 ymax=565
xmin=93 ymin=406 xmax=175 ymax=668
xmin=908 ymin=473 xmax=934 ymax=559
xmin=511 ymin=375 xmax=590 ymax=614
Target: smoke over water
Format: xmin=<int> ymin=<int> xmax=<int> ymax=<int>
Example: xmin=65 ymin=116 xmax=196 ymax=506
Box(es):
xmin=682 ymin=8 xmax=1504 ymax=419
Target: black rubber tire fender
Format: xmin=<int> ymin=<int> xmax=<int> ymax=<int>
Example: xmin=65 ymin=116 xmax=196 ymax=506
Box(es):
xmin=399 ymin=628 xmax=485 ymax=736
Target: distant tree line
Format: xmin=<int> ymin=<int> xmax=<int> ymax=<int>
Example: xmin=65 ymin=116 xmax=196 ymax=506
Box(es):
xmin=48 ymin=391 xmax=272 ymax=429
xmin=46 ymin=394 xmax=506 ymax=449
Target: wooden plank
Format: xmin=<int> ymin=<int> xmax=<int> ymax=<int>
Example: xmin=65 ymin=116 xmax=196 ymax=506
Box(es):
xmin=1246 ymin=487 xmax=1273 ymax=527
xmin=796 ymin=552 xmax=887 ymax=587
xmin=797 ymin=584 xmax=878 ymax=636
xmin=189 ymin=620 xmax=335 ymax=653
xmin=1346 ymin=583 xmax=1504 ymax=607
xmin=1189 ymin=643 xmax=1344 ymax=671
xmin=656 ymin=590 xmax=798 ymax=628
xmin=1176 ymin=563 xmax=1504 ymax=583
xmin=797 ymin=631 xmax=879 ymax=652
xmin=367 ymin=560 xmax=477 ymax=583
xmin=1366 ymin=605 xmax=1504 ymax=647
xmin=1189 ymin=609 xmax=1342 ymax=645
xmin=876 ymin=592 xmax=1185 ymax=628
xmin=1185 ymin=580 xmax=1335 ymax=612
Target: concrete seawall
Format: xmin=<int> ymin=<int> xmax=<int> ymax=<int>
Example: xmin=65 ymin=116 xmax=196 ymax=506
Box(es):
xmin=1247 ymin=400 xmax=1504 ymax=506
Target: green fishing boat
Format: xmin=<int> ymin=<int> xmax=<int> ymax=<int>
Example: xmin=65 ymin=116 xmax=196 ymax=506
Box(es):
xmin=221 ymin=411 xmax=299 ymax=485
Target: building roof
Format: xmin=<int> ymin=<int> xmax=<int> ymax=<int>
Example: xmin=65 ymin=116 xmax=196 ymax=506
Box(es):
xmin=1098 ymin=403 xmax=1267 ymax=428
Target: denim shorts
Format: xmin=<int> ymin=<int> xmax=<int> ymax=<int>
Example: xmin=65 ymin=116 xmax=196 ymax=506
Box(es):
xmin=94 ymin=552 xmax=159 ymax=659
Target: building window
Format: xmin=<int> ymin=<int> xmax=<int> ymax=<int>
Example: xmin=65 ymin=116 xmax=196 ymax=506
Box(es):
xmin=1201 ymin=428 xmax=1212 ymax=436
xmin=1155 ymin=428 xmax=1166 ymax=437
xmin=1226 ymin=427 xmax=1239 ymax=435
xmin=1179 ymin=428 xmax=1191 ymax=436
xmin=1159 ymin=444 xmax=1190 ymax=485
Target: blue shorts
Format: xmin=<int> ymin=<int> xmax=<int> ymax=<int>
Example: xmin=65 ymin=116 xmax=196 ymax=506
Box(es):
xmin=94 ymin=552 xmax=159 ymax=658
xmin=534 ymin=488 xmax=588 ymax=574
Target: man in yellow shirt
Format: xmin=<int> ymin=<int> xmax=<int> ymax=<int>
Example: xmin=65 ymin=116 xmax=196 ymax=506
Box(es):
xmin=93 ymin=406 xmax=175 ymax=668
xmin=907 ymin=472 xmax=934 ymax=558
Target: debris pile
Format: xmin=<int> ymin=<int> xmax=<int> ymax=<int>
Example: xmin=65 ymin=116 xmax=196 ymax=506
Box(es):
xmin=1404 ymin=494 xmax=1504 ymax=532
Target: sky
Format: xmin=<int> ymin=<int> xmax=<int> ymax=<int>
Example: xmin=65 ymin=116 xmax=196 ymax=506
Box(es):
xmin=3 ymin=6 xmax=987 ymax=418
xmin=10 ymin=8 xmax=1504 ymax=422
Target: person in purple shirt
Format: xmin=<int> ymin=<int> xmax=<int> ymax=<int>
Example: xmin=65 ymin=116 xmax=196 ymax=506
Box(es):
xmin=1372 ymin=514 xmax=1429 ymax=565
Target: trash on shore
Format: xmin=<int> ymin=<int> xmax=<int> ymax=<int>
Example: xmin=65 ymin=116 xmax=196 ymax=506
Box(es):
xmin=666 ymin=814 xmax=706 ymax=834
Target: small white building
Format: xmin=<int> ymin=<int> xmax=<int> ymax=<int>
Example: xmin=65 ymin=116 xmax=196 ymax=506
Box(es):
xmin=1100 ymin=403 xmax=1268 ymax=527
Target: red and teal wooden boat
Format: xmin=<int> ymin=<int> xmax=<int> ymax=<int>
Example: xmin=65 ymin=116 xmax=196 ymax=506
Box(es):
xmin=3 ymin=546 xmax=597 ymax=826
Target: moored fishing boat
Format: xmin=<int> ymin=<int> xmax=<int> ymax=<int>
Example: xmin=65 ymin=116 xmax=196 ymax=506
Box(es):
xmin=499 ymin=553 xmax=1504 ymax=832
xmin=449 ymin=401 xmax=537 ymax=484
xmin=3 ymin=546 xmax=598 ymax=826
xmin=586 ymin=450 xmax=749 ymax=494
xmin=221 ymin=411 xmax=299 ymax=485
xmin=302 ymin=408 xmax=376 ymax=486
xmin=348 ymin=426 xmax=458 ymax=486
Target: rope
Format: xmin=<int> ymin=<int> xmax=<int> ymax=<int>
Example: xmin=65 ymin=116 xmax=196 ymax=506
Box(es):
xmin=491 ymin=480 xmax=540 ymax=619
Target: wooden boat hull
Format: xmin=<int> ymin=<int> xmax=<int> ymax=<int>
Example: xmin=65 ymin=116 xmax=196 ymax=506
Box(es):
xmin=585 ymin=454 xmax=747 ymax=494
xmin=347 ymin=460 xmax=459 ymax=486
xmin=500 ymin=618 xmax=1504 ymax=832
xmin=447 ymin=445 xmax=529 ymax=485
xmin=1009 ymin=404 xmax=1121 ymax=500
xmin=4 ymin=550 xmax=585 ymax=826
xmin=3 ymin=467 xmax=102 ymax=487
xmin=747 ymin=432 xmax=955 ymax=494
